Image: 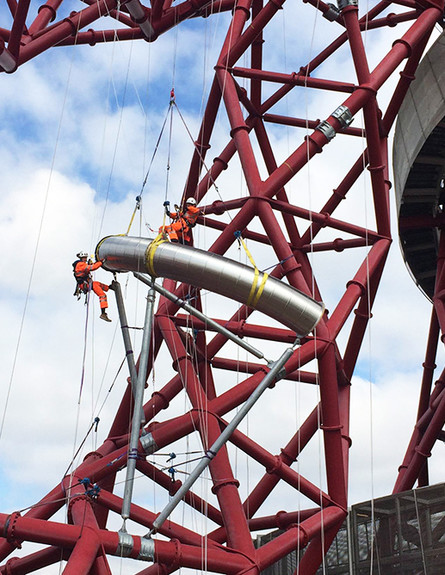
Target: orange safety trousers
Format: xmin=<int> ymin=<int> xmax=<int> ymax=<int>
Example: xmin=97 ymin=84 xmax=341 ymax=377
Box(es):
xmin=159 ymin=219 xmax=191 ymax=244
xmin=92 ymin=281 xmax=109 ymax=309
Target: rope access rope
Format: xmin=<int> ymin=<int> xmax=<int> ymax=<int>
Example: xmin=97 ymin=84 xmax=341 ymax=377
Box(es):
xmin=125 ymin=94 xmax=176 ymax=236
xmin=62 ymin=416 xmax=101 ymax=479
xmin=1 ymin=26 xmax=77 ymax=443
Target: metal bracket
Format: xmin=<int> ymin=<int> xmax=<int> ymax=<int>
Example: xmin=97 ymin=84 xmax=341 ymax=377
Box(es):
xmin=337 ymin=0 xmax=358 ymax=10
xmin=140 ymin=432 xmax=158 ymax=455
xmin=139 ymin=537 xmax=155 ymax=561
xmin=117 ymin=531 xmax=134 ymax=557
xmin=316 ymin=120 xmax=336 ymax=141
xmin=332 ymin=105 xmax=353 ymax=128
xmin=323 ymin=3 xmax=340 ymax=21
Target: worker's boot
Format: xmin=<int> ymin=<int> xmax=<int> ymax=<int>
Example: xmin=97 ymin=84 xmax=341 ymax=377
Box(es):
xmin=100 ymin=311 xmax=112 ymax=322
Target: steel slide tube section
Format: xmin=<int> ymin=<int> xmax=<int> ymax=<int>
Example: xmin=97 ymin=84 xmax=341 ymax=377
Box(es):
xmin=134 ymin=272 xmax=268 ymax=361
xmin=96 ymin=235 xmax=324 ymax=336
xmin=149 ymin=341 xmax=297 ymax=534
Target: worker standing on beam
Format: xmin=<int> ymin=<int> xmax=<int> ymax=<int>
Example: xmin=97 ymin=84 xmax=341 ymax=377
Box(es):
xmin=160 ymin=197 xmax=201 ymax=245
xmin=73 ymin=251 xmax=113 ymax=322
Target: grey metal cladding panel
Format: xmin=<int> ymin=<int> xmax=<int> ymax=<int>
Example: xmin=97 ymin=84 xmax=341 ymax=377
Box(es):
xmin=393 ymin=32 xmax=445 ymax=212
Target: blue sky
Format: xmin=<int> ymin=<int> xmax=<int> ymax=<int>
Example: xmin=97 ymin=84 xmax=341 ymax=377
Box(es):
xmin=1 ymin=3 xmax=444 ymax=572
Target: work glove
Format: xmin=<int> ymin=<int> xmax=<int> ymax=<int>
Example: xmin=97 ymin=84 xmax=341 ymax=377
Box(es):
xmin=163 ymin=201 xmax=170 ymax=207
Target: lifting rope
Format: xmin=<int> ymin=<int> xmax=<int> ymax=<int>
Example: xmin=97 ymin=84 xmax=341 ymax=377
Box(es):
xmin=125 ymin=90 xmax=176 ymax=236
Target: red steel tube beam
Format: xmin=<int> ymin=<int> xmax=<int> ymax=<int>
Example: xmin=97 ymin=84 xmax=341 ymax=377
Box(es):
xmin=393 ymin=387 xmax=445 ymax=493
xmin=255 ymin=507 xmax=346 ymax=570
xmin=136 ymin=459 xmax=224 ymax=525
xmin=63 ymin=527 xmax=101 ymax=575
xmin=0 ymin=547 xmax=69 ymax=574
xmin=227 ymin=426 xmax=336 ymax=508
xmin=0 ymin=513 xmax=253 ymax=573
xmin=95 ymin=488 xmax=222 ymax=547
xmin=316 ymin=325 xmax=348 ymax=509
xmin=157 ymin=314 xmax=255 ymax=554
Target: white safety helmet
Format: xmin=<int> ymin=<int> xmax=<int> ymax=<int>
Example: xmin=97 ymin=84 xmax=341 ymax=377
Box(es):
xmin=77 ymin=251 xmax=89 ymax=258
xmin=185 ymin=197 xmax=197 ymax=205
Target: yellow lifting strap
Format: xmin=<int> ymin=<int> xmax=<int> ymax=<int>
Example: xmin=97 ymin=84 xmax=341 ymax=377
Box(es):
xmin=146 ymin=233 xmax=167 ymax=277
xmin=237 ymin=235 xmax=269 ymax=307
xmin=125 ymin=196 xmax=142 ymax=236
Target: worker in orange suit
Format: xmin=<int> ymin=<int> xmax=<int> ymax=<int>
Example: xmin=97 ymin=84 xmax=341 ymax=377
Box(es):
xmin=73 ymin=251 xmax=112 ymax=322
xmin=160 ymin=197 xmax=201 ymax=245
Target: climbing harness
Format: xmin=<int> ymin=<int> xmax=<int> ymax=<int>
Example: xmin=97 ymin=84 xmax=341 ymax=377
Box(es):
xmin=72 ymin=259 xmax=93 ymax=300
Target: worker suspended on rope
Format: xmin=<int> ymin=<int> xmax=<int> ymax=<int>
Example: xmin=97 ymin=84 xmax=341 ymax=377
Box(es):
xmin=160 ymin=197 xmax=201 ymax=245
xmin=72 ymin=251 xmax=113 ymax=322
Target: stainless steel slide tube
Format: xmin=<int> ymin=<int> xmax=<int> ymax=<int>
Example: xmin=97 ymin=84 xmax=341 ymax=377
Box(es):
xmin=96 ymin=235 xmax=324 ymax=336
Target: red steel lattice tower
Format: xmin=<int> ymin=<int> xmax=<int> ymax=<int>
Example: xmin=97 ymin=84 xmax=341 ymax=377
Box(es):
xmin=1 ymin=0 xmax=445 ymax=573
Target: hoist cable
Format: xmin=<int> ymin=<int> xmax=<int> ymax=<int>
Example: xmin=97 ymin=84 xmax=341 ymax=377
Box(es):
xmin=0 ymin=37 xmax=74 ymax=442
xmin=172 ymin=99 xmax=224 ymax=202
xmin=62 ymin=415 xmax=101 ymax=479
xmin=125 ymin=98 xmax=175 ymax=236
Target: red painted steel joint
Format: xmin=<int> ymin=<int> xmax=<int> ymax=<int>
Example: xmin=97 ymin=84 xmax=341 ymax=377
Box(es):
xmin=211 ymin=477 xmax=241 ymax=494
xmin=86 ymin=29 xmax=97 ymax=46
xmin=320 ymin=423 xmax=343 ymax=432
xmin=4 ymin=556 xmax=20 ymax=575
xmin=346 ymin=278 xmax=367 ymax=296
xmin=275 ymin=510 xmax=301 ymax=531
xmin=230 ymin=124 xmax=250 ymax=138
xmin=67 ymin=494 xmax=89 ymax=523
xmin=172 ymin=355 xmax=188 ymax=372
xmin=37 ymin=4 xmax=57 ymax=22
xmin=212 ymin=157 xmax=229 ymax=171
xmin=354 ymin=308 xmax=373 ymax=320
xmin=392 ymin=38 xmax=413 ymax=58
xmin=265 ymin=455 xmax=283 ymax=475
xmin=279 ymin=447 xmax=296 ymax=466
xmin=82 ymin=450 xmax=103 ymax=463
xmin=3 ymin=513 xmax=21 ymax=548
xmin=151 ymin=390 xmax=170 ymax=409
xmin=166 ymin=538 xmax=182 ymax=570
xmin=333 ymin=238 xmax=346 ymax=252
xmin=414 ymin=446 xmax=432 ymax=458
xmin=342 ymin=433 xmax=353 ymax=448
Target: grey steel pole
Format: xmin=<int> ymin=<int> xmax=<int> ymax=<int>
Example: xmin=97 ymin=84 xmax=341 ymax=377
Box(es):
xmin=134 ymin=272 xmax=269 ymax=362
xmin=121 ymin=286 xmax=156 ymax=524
xmin=112 ymin=280 xmax=139 ymax=397
xmin=147 ymin=341 xmax=297 ymax=536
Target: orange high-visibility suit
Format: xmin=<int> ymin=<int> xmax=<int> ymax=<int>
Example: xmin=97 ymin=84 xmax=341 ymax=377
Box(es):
xmin=160 ymin=204 xmax=200 ymax=244
xmin=73 ymin=259 xmax=109 ymax=310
